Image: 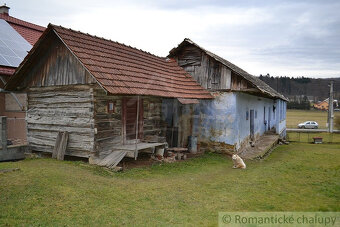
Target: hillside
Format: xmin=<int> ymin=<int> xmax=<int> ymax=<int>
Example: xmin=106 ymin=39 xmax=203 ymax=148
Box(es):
xmin=258 ymin=75 xmax=340 ymax=102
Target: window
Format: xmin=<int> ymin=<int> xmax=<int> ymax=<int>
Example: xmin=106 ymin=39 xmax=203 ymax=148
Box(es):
xmin=246 ymin=110 xmax=249 ymax=120
xmin=107 ymin=101 xmax=115 ymax=113
xmin=255 ymin=110 xmax=257 ymax=119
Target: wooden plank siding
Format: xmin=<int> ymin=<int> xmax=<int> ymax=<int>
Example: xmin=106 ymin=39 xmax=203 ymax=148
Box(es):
xmin=27 ymin=84 xmax=166 ymax=158
xmin=142 ymin=97 xmax=163 ymax=138
xmin=20 ymin=31 xmax=167 ymax=159
xmin=21 ymin=32 xmax=96 ymax=89
xmin=93 ymin=87 xmax=123 ymax=156
xmin=174 ymin=44 xmax=252 ymax=91
xmin=27 ymin=85 xmax=95 ymax=157
xmin=93 ymin=85 xmax=164 ymax=157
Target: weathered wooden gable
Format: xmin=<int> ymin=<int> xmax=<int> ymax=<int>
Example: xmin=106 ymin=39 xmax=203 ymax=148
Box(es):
xmin=174 ymin=44 xmax=234 ymax=91
xmin=21 ymin=32 xmax=96 ymax=88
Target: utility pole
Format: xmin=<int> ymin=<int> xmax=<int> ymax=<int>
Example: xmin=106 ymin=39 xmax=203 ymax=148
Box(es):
xmin=328 ymin=81 xmax=334 ymax=133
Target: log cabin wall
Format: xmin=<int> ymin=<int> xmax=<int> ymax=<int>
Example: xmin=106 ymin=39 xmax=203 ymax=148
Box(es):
xmin=93 ymin=89 xmax=164 ymax=157
xmin=22 ymin=32 xmax=98 ymax=158
xmin=26 ymin=85 xmax=95 ymax=157
xmin=143 ymin=97 xmax=163 ymax=137
xmin=93 ymin=87 xmax=122 ymax=156
xmin=174 ymin=44 xmax=253 ymax=91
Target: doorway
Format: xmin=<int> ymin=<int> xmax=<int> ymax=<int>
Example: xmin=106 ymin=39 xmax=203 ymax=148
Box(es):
xmin=250 ymin=109 xmax=254 ymax=140
xmin=122 ymin=97 xmax=143 ymax=143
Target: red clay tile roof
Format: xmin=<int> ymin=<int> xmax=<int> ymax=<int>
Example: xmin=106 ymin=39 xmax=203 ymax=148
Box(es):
xmin=50 ymin=25 xmax=212 ymax=99
xmin=0 ymin=65 xmax=15 ymax=76
xmin=0 ymin=13 xmax=45 ymax=45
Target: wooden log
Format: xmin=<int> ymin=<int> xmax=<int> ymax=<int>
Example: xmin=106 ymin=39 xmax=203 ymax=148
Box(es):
xmin=57 ymin=132 xmax=69 ymax=160
xmin=52 ymin=132 xmax=62 ymax=159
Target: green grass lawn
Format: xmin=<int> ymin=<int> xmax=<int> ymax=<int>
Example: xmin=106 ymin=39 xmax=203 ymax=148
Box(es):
xmin=286 ymin=109 xmax=340 ymax=129
xmin=1 ymin=143 xmax=339 ymax=226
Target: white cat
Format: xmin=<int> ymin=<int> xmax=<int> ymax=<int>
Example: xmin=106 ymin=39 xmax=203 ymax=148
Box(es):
xmin=232 ymin=154 xmax=246 ymax=169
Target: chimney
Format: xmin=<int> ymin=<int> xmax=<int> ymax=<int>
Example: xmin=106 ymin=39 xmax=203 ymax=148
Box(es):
xmin=0 ymin=4 xmax=10 ymax=15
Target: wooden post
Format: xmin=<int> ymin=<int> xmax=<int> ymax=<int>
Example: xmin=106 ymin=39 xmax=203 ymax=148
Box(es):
xmin=52 ymin=132 xmax=62 ymax=159
xmin=57 ymin=132 xmax=68 ymax=160
xmin=52 ymin=131 xmax=69 ymax=160
xmin=134 ymin=96 xmax=140 ymax=160
xmin=0 ymin=116 xmax=7 ymax=152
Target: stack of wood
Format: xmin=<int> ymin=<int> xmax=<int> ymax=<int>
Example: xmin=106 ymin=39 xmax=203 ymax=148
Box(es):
xmin=151 ymin=147 xmax=188 ymax=163
xmin=166 ymin=147 xmax=188 ymax=160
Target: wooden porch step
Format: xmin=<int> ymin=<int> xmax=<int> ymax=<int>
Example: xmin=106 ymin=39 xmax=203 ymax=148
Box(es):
xmin=97 ymin=150 xmax=127 ymax=168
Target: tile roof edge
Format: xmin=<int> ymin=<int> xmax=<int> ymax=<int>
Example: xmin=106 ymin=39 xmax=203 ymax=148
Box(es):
xmin=49 ymin=24 xmax=166 ymax=60
xmin=0 ymin=13 xmax=45 ymax=32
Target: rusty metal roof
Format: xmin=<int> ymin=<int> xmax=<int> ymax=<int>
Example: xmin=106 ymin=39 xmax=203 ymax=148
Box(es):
xmin=169 ymin=38 xmax=288 ymax=101
xmin=50 ymin=25 xmax=212 ymax=99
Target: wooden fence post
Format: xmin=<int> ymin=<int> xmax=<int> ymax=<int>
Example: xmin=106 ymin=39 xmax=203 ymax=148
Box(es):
xmin=0 ymin=116 xmax=7 ymax=152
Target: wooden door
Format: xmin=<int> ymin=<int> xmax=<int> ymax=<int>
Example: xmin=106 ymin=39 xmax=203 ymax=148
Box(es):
xmin=250 ymin=109 xmax=254 ymax=140
xmin=122 ymin=97 xmax=143 ymax=142
xmin=179 ymin=105 xmax=193 ymax=147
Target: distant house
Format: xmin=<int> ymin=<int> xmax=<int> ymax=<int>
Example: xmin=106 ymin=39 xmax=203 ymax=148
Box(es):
xmin=5 ymin=24 xmax=212 ymax=162
xmin=313 ymin=98 xmax=338 ymax=111
xmin=168 ymin=39 xmax=288 ymax=151
xmin=0 ymin=4 xmax=45 ymax=144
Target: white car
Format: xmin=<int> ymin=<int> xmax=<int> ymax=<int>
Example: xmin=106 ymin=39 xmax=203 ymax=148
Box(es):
xmin=297 ymin=121 xmax=318 ymax=129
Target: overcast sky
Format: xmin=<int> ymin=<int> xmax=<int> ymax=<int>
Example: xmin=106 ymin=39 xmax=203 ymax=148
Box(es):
xmin=4 ymin=0 xmax=340 ymax=78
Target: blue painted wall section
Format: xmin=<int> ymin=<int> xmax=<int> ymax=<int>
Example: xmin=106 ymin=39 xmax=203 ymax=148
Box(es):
xmin=193 ymin=92 xmax=238 ymax=146
xmin=194 ymin=92 xmax=287 ymax=150
xmin=162 ymin=93 xmax=287 ymax=151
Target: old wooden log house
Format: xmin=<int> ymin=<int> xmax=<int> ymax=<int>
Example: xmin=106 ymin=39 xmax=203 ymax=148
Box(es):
xmin=168 ymin=39 xmax=288 ymax=152
xmin=5 ymin=24 xmax=212 ymax=163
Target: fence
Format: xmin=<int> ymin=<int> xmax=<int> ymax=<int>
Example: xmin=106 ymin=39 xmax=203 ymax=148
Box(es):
xmin=287 ymin=131 xmax=340 ymax=143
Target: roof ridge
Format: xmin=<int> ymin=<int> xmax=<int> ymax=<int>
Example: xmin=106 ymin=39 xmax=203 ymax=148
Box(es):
xmin=169 ymin=38 xmax=288 ymax=101
xmin=49 ymin=24 xmax=165 ymax=60
xmin=177 ymin=38 xmax=249 ymax=74
xmin=0 ymin=13 xmax=45 ymax=31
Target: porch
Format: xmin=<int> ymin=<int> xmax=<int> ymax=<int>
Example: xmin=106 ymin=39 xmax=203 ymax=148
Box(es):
xmin=238 ymin=132 xmax=280 ymax=160
xmin=90 ymin=141 xmax=167 ymax=168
